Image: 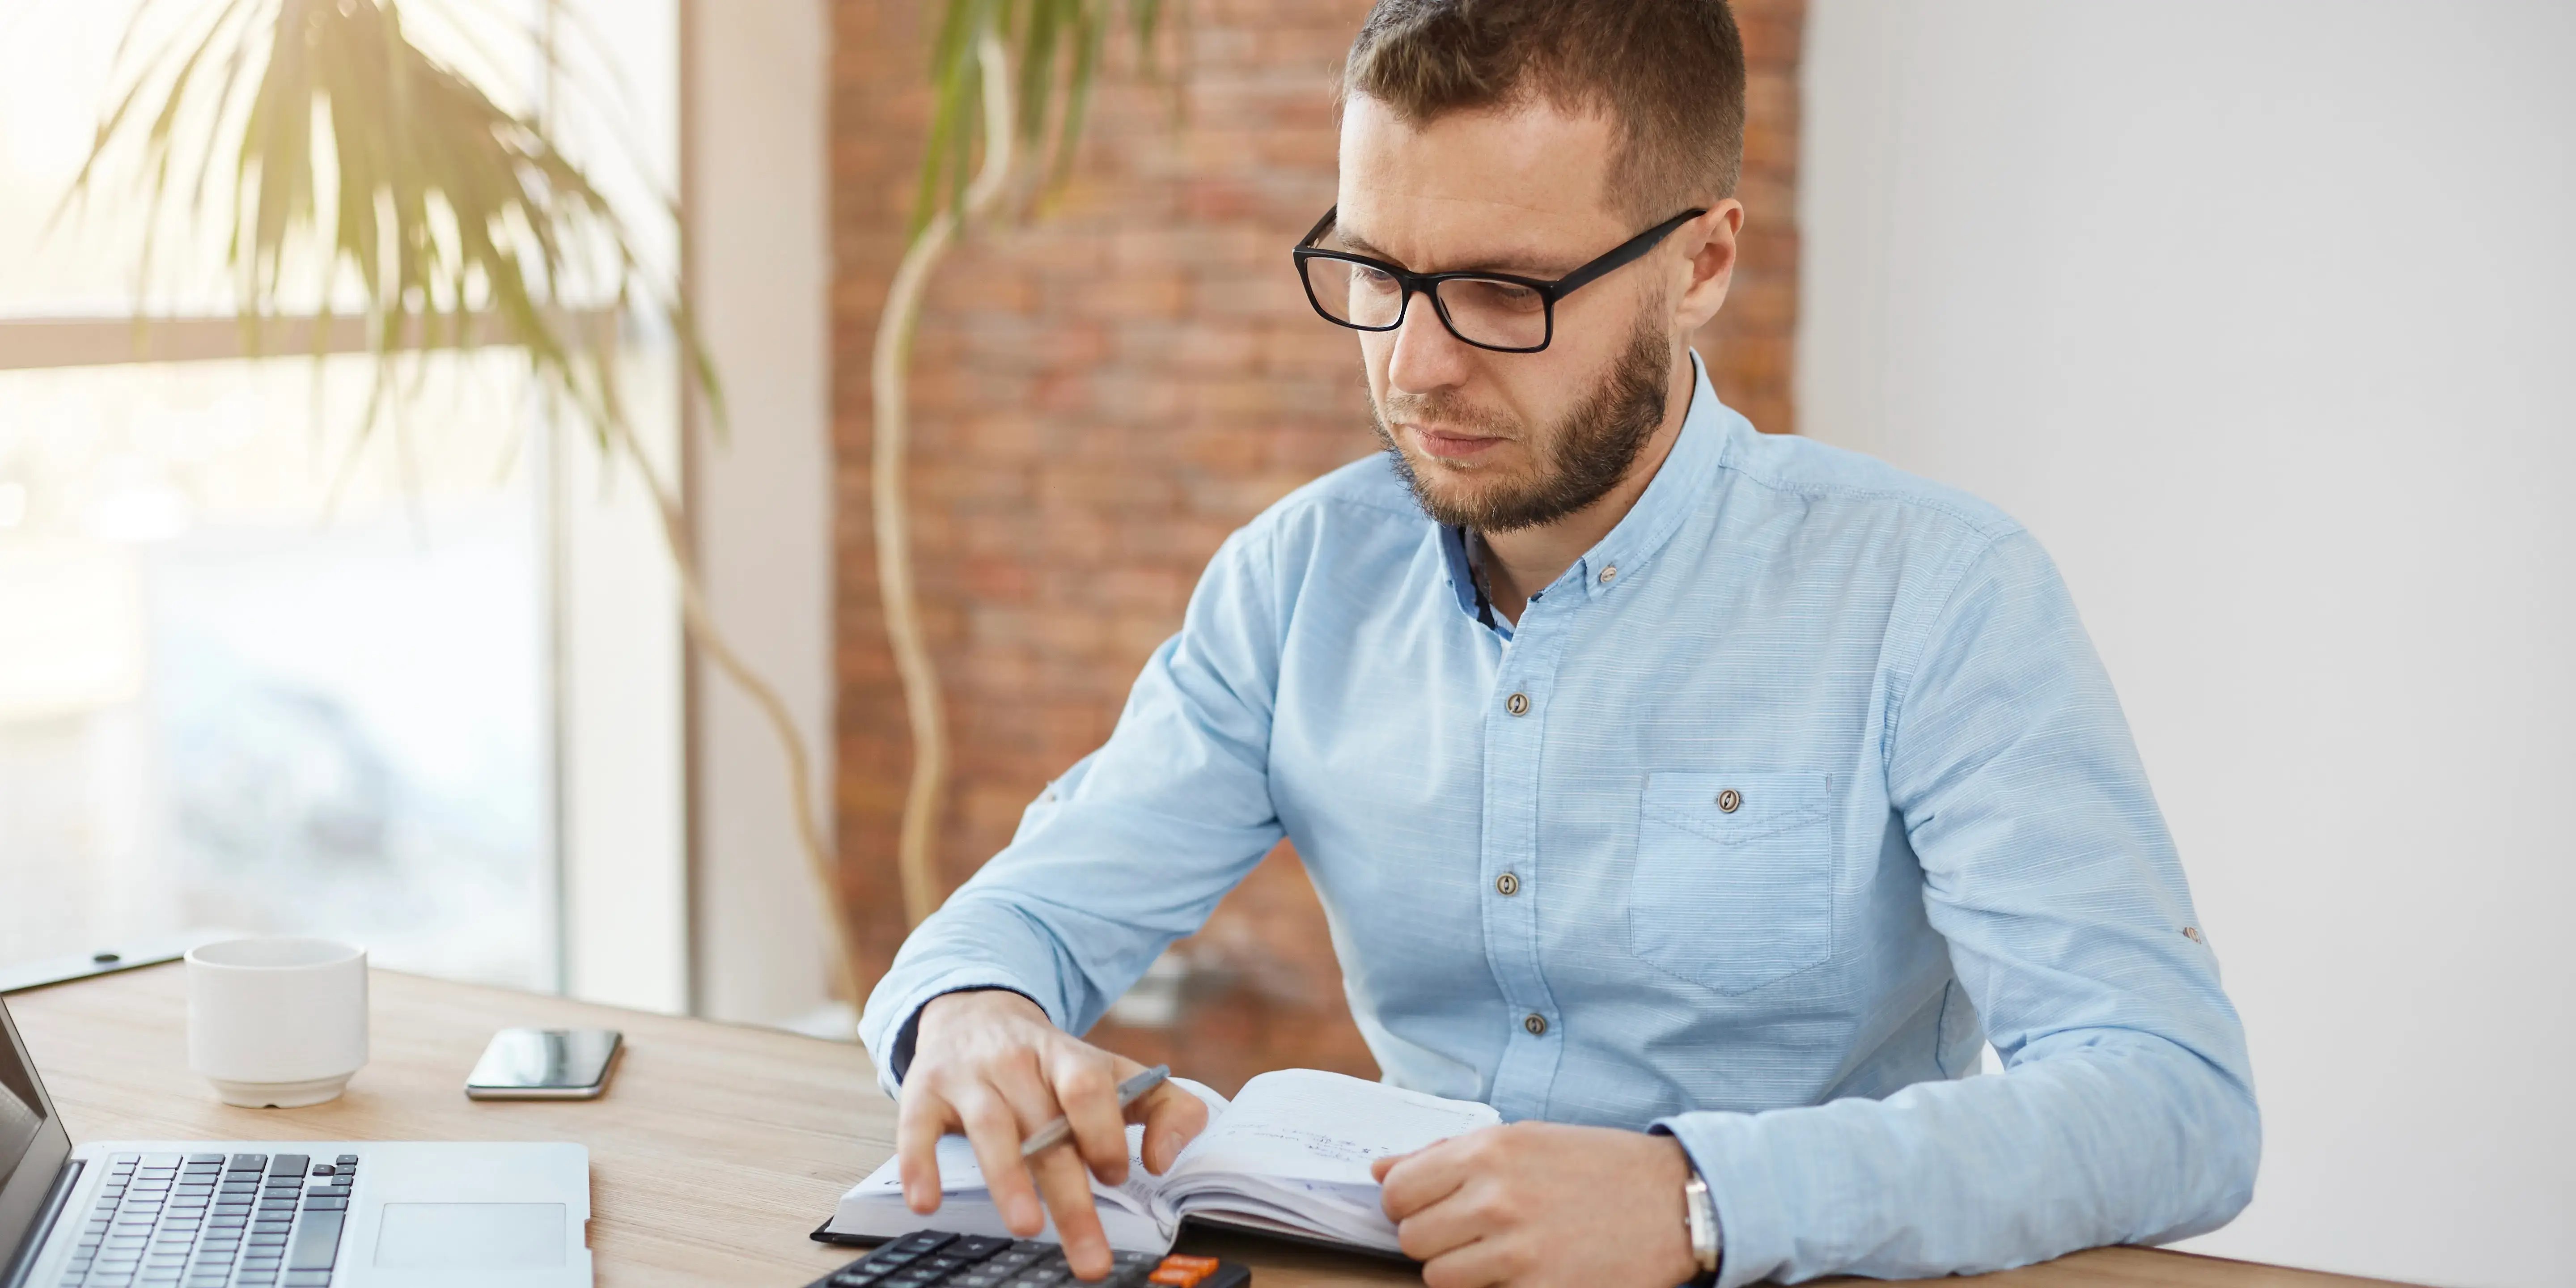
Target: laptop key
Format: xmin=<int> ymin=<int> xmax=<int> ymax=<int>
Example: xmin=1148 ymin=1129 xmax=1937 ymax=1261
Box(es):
xmin=284 ymin=1210 xmax=343 ymax=1271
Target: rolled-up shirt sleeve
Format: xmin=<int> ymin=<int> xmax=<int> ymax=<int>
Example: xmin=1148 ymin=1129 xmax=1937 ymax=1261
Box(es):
xmin=1653 ymin=529 xmax=2260 ymax=1286
xmin=857 ymin=522 xmax=1291 ymax=1098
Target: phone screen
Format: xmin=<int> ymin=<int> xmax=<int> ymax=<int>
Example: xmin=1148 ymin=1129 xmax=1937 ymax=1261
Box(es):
xmin=466 ymin=1029 xmax=621 ymax=1092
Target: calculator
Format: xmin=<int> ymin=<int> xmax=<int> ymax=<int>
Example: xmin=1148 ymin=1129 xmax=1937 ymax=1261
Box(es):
xmin=802 ymin=1230 xmax=1252 ymax=1288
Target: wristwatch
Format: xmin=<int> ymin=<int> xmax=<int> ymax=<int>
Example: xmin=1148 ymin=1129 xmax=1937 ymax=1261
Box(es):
xmin=1682 ymin=1169 xmax=1722 ymax=1285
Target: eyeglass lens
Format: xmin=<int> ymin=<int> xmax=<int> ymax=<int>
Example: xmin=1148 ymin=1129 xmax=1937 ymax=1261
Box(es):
xmin=1301 ymin=258 xmax=1550 ymax=350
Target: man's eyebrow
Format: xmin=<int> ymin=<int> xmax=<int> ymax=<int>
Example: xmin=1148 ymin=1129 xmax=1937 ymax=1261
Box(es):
xmin=1330 ymin=225 xmax=1574 ymax=278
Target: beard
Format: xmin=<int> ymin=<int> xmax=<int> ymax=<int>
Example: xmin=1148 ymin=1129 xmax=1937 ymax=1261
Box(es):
xmin=1371 ymin=310 xmax=1674 ymax=534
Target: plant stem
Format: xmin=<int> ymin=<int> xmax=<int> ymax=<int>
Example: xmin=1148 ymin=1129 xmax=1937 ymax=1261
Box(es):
xmin=874 ymin=34 xmax=1015 ymax=928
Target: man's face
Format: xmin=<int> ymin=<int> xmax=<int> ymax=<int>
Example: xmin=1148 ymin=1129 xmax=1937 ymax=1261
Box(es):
xmin=1333 ymin=93 xmax=1686 ymax=532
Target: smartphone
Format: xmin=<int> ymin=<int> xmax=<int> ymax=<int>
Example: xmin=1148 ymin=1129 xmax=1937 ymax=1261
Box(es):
xmin=464 ymin=1027 xmax=624 ymax=1100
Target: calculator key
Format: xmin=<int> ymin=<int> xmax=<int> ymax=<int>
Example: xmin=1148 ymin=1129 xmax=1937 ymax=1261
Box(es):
xmin=882 ymin=1232 xmax=958 ymax=1258
xmin=1148 ymin=1254 xmax=1219 ymax=1288
xmin=945 ymin=1236 xmax=1012 ymax=1262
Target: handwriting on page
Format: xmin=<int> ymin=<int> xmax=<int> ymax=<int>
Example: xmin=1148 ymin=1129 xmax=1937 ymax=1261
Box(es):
xmin=1224 ymin=1124 xmax=1412 ymax=1165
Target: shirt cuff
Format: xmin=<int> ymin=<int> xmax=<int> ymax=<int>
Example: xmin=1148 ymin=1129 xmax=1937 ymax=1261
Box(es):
xmin=1652 ymin=1112 xmax=1771 ymax=1288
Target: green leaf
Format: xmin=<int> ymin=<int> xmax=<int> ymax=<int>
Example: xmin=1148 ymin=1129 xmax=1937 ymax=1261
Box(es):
xmin=910 ymin=0 xmax=1164 ymax=233
xmin=66 ymin=0 xmax=723 ymax=467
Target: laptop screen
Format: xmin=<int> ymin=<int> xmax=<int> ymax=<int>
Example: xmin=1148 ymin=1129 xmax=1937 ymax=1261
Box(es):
xmin=0 ymin=994 xmax=73 ymax=1276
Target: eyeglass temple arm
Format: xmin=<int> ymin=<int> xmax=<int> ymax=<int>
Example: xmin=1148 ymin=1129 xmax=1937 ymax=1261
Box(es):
xmin=1298 ymin=207 xmax=1340 ymax=249
xmin=1546 ymin=207 xmax=1709 ymax=298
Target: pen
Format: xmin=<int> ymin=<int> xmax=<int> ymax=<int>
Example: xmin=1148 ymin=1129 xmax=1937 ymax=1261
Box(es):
xmin=1020 ymin=1064 xmax=1170 ymax=1159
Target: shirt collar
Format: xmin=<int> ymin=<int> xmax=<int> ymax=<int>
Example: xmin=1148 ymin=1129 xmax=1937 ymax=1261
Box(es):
xmin=1564 ymin=348 xmax=1728 ymax=602
xmin=1436 ymin=351 xmax=1732 ymax=625
xmin=1438 ymin=523 xmax=1509 ymax=639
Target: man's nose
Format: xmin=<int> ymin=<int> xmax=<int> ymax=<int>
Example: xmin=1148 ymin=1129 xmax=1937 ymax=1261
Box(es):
xmin=1385 ymin=290 xmax=1473 ymax=395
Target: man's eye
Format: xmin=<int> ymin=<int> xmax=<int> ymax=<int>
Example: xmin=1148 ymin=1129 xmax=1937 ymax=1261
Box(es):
xmin=1451 ymin=278 xmax=1543 ymax=313
xmin=1354 ymin=266 xmax=1400 ymax=293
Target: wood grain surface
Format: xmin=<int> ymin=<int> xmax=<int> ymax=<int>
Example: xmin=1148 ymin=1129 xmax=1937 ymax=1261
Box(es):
xmin=4 ymin=966 xmax=2399 ymax=1288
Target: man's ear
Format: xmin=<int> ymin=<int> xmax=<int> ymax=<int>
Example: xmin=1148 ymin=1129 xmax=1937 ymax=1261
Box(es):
xmin=1672 ymin=201 xmax=1745 ymax=333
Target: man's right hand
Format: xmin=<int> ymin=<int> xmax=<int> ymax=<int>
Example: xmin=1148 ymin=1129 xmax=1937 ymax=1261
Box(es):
xmin=895 ymin=989 xmax=1211 ymax=1281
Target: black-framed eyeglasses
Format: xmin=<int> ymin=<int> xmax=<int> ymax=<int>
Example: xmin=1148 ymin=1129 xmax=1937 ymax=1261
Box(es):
xmin=1291 ymin=206 xmax=1705 ymax=354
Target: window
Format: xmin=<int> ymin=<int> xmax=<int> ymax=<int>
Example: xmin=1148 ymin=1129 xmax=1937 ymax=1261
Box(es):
xmin=0 ymin=0 xmax=683 ymax=1004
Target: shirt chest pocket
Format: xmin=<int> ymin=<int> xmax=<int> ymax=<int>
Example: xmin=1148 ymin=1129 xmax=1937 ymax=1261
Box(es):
xmin=1628 ymin=771 xmax=1837 ymax=995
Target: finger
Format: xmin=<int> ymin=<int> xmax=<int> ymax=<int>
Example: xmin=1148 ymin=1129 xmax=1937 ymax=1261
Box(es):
xmin=1131 ymin=1082 xmax=1212 ymax=1174
xmin=895 ymin=1085 xmax=958 ymax=1215
xmin=1369 ymin=1149 xmax=1415 ymax=1184
xmin=1377 ymin=1136 xmax=1476 ymax=1221
xmin=1394 ymin=1182 xmax=1492 ymax=1263
xmin=1028 ymin=1138 xmax=1116 ymax=1280
xmin=1047 ymin=1054 xmax=1132 ymax=1185
xmin=953 ymin=1084 xmax=1044 ymax=1236
xmin=1419 ymin=1235 xmax=1518 ymax=1288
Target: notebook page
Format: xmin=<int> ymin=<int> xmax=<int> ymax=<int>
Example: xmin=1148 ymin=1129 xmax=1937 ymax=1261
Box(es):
xmin=1169 ymin=1068 xmax=1501 ymax=1187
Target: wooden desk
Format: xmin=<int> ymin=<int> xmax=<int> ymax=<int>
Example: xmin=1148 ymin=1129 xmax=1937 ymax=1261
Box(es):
xmin=6 ymin=967 xmax=2393 ymax=1288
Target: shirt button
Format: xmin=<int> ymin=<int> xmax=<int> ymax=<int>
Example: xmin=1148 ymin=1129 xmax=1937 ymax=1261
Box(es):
xmin=2183 ymin=926 xmax=2203 ymax=943
xmin=1598 ymin=564 xmax=1617 ymax=584
xmin=1522 ymin=1013 xmax=1547 ymax=1037
xmin=1505 ymin=692 xmax=1530 ymax=716
xmin=1716 ymin=788 xmax=1741 ymax=813
xmin=1495 ymin=872 xmax=1520 ymax=897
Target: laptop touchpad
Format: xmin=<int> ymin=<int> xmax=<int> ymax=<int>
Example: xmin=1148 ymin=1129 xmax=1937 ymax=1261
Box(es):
xmin=373 ymin=1203 xmax=568 ymax=1268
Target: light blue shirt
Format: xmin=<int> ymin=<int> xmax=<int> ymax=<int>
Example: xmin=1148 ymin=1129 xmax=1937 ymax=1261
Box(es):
xmin=860 ymin=356 xmax=2258 ymax=1285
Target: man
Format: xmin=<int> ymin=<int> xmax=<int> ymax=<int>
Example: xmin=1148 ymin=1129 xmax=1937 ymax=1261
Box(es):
xmin=859 ymin=1 xmax=2259 ymax=1284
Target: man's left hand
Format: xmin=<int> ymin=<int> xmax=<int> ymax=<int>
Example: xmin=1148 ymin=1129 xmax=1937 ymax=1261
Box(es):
xmin=1372 ymin=1121 xmax=1702 ymax=1288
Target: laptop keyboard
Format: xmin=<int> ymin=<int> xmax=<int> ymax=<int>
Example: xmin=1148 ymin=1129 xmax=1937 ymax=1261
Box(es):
xmin=55 ymin=1152 xmax=360 ymax=1288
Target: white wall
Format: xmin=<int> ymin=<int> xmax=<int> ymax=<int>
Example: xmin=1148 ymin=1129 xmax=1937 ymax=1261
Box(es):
xmin=554 ymin=0 xmax=688 ymax=1014
xmin=1798 ymin=5 xmax=2575 ymax=1285
xmin=681 ymin=0 xmax=839 ymax=1028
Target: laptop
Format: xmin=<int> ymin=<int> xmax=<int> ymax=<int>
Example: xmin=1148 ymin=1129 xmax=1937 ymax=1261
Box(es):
xmin=0 ymin=991 xmax=591 ymax=1288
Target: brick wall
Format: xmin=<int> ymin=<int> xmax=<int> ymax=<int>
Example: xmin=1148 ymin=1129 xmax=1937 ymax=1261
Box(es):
xmin=831 ymin=0 xmax=1804 ymax=1092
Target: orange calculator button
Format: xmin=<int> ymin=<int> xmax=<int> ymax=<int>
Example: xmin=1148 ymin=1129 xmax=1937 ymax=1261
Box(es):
xmin=1148 ymin=1254 xmax=1219 ymax=1287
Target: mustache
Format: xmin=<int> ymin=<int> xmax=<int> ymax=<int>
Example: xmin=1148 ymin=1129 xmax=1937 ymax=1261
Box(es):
xmin=1375 ymin=392 xmax=1520 ymax=440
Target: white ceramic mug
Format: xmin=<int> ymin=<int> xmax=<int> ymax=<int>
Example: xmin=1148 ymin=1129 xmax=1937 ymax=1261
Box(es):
xmin=185 ymin=937 xmax=369 ymax=1108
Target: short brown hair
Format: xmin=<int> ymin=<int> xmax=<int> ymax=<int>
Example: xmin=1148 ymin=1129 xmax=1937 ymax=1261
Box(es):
xmin=1343 ymin=0 xmax=1746 ymax=222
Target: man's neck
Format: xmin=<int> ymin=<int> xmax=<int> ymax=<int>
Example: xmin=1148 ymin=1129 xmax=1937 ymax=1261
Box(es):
xmin=1476 ymin=347 xmax=1696 ymax=624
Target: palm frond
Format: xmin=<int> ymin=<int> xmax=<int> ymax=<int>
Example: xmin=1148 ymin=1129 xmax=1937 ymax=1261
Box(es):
xmin=66 ymin=0 xmax=721 ymax=458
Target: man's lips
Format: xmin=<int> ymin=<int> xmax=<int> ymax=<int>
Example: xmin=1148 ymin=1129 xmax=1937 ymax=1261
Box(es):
xmin=1406 ymin=423 xmax=1510 ymax=462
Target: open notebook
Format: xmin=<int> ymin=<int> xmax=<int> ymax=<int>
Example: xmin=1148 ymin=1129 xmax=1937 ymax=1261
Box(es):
xmin=827 ymin=1069 xmax=1502 ymax=1256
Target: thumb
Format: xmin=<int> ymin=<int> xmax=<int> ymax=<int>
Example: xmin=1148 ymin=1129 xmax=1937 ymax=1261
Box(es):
xmin=1370 ymin=1150 xmax=1412 ymax=1183
xmin=1133 ymin=1083 xmax=1210 ymax=1174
